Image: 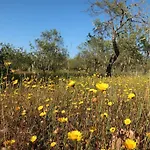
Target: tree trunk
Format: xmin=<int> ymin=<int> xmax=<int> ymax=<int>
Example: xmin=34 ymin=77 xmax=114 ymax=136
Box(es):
xmin=0 ymin=49 xmax=4 ymax=73
xmin=106 ymin=38 xmax=120 ymax=77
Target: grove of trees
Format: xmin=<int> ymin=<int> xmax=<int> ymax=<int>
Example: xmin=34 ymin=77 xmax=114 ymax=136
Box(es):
xmin=0 ymin=0 xmax=149 ymax=78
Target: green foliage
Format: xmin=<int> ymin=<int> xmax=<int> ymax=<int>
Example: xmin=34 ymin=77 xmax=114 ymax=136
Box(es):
xmin=87 ymin=0 xmax=149 ymax=76
xmin=0 ymin=43 xmax=33 ymax=72
xmin=0 ymin=1 xmax=149 ymax=78
xmin=76 ymin=35 xmax=112 ymax=74
xmin=33 ymin=29 xmax=68 ymax=72
xmin=114 ymin=30 xmax=144 ymax=73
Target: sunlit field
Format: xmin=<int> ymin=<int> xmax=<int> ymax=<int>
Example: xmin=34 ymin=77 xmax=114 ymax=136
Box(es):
xmin=0 ymin=74 xmax=150 ymax=150
xmin=0 ymin=0 xmax=150 ymax=149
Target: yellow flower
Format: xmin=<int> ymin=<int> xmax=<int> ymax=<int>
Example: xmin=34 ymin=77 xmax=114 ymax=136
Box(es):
xmin=21 ymin=110 xmax=26 ymax=116
xmin=32 ymin=85 xmax=37 ymax=88
xmin=14 ymin=90 xmax=18 ymax=95
xmin=27 ymin=96 xmax=31 ymax=100
xmin=13 ymin=79 xmax=18 ymax=85
xmin=72 ymin=102 xmax=77 ymax=105
xmin=124 ymin=139 xmax=136 ymax=149
xmin=53 ymin=110 xmax=59 ymax=113
xmin=110 ymin=127 xmax=116 ymax=133
xmin=89 ymin=89 xmax=97 ymax=93
xmin=96 ymin=83 xmax=109 ymax=91
xmin=128 ymin=93 xmax=135 ymax=99
xmin=93 ymin=73 xmax=96 ymax=77
xmin=108 ymin=101 xmax=113 ymax=106
xmin=46 ymin=104 xmax=50 ymax=107
xmin=30 ymin=135 xmax=37 ymax=143
xmin=79 ymin=101 xmax=83 ymax=105
xmin=89 ymin=127 xmax=96 ymax=133
xmin=50 ymin=142 xmax=57 ymax=147
xmin=10 ymin=139 xmax=15 ymax=144
xmin=87 ymin=107 xmax=91 ymax=111
xmin=68 ymin=130 xmax=82 ymax=141
xmin=58 ymin=117 xmax=68 ymax=123
xmin=38 ymin=105 xmax=43 ymax=111
xmin=124 ymin=118 xmax=131 ymax=125
xmin=68 ymin=80 xmax=76 ymax=87
xmin=61 ymin=110 xmax=65 ymax=114
xmin=101 ymin=113 xmax=108 ymax=118
xmin=45 ymin=98 xmax=50 ymax=102
xmin=39 ymin=111 xmax=46 ymax=117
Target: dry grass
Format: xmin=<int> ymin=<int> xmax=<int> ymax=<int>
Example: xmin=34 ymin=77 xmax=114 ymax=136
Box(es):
xmin=0 ymin=75 xmax=150 ymax=150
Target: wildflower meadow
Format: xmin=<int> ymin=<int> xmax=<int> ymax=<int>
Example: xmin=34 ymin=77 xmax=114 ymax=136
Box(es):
xmin=0 ymin=0 xmax=149 ymax=149
xmin=0 ymin=73 xmax=150 ymax=150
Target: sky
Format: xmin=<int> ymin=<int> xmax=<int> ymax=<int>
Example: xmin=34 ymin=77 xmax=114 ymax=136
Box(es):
xmin=0 ymin=0 xmax=97 ymax=58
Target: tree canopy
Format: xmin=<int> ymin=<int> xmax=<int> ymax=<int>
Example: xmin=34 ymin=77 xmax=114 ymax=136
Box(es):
xmin=0 ymin=1 xmax=149 ymax=78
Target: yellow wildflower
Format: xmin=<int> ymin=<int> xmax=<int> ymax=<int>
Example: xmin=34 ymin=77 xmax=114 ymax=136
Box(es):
xmin=68 ymin=80 xmax=76 ymax=87
xmin=30 ymin=135 xmax=37 ymax=143
xmin=128 ymin=93 xmax=135 ymax=99
xmin=53 ymin=110 xmax=59 ymax=113
xmin=110 ymin=127 xmax=116 ymax=133
xmin=39 ymin=111 xmax=46 ymax=117
xmin=58 ymin=117 xmax=68 ymax=123
xmin=45 ymin=98 xmax=50 ymax=102
xmin=68 ymin=130 xmax=82 ymax=141
xmin=72 ymin=102 xmax=77 ymax=105
xmin=46 ymin=104 xmax=50 ymax=107
xmin=61 ymin=110 xmax=65 ymax=114
xmin=89 ymin=89 xmax=97 ymax=93
xmin=10 ymin=139 xmax=15 ymax=144
xmin=96 ymin=83 xmax=109 ymax=91
xmin=108 ymin=101 xmax=113 ymax=106
xmin=87 ymin=107 xmax=91 ymax=111
xmin=38 ymin=105 xmax=43 ymax=111
xmin=14 ymin=90 xmax=18 ymax=95
xmin=93 ymin=73 xmax=96 ymax=77
xmin=32 ymin=85 xmax=37 ymax=88
xmin=21 ymin=110 xmax=26 ymax=116
xmin=89 ymin=127 xmax=96 ymax=133
xmin=101 ymin=113 xmax=108 ymax=118
xmin=79 ymin=101 xmax=83 ymax=105
xmin=124 ymin=118 xmax=131 ymax=125
xmin=124 ymin=138 xmax=136 ymax=149
xmin=13 ymin=79 xmax=18 ymax=85
xmin=50 ymin=142 xmax=57 ymax=147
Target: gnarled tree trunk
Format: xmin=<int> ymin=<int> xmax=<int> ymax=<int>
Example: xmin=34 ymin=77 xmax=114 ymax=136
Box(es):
xmin=106 ymin=38 xmax=120 ymax=77
xmin=0 ymin=49 xmax=4 ymax=72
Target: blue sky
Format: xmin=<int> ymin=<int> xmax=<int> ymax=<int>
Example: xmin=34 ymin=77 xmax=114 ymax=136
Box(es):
xmin=0 ymin=0 xmax=96 ymax=58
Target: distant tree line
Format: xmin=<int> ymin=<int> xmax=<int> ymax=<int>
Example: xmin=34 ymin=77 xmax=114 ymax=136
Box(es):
xmin=0 ymin=0 xmax=149 ymax=78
